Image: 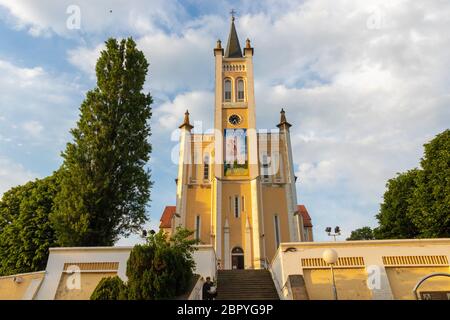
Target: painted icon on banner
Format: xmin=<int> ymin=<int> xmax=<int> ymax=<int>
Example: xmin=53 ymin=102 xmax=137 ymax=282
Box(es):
xmin=224 ymin=129 xmax=248 ymax=176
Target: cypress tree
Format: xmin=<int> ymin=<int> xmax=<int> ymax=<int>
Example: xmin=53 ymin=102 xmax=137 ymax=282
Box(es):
xmin=51 ymin=38 xmax=153 ymax=246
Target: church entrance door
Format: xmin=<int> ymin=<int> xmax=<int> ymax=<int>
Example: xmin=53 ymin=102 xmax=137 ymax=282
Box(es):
xmin=231 ymin=247 xmax=244 ymax=269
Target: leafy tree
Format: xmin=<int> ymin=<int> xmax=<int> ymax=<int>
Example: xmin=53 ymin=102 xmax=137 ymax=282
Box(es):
xmin=349 ymin=129 xmax=449 ymax=239
xmin=0 ymin=174 xmax=58 ymax=276
xmin=125 ymin=228 xmax=197 ymax=300
xmin=90 ymin=276 xmax=127 ymax=300
xmin=347 ymin=226 xmax=375 ymax=240
xmin=408 ymin=129 xmax=450 ymax=237
xmin=374 ymin=169 xmax=421 ymax=239
xmin=51 ymin=38 xmax=153 ymax=246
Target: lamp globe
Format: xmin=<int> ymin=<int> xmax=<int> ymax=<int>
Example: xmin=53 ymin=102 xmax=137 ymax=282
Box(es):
xmin=322 ymin=249 xmax=338 ymax=265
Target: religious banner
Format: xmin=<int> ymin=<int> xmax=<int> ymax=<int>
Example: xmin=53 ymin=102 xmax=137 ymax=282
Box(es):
xmin=224 ymin=129 xmax=248 ymax=176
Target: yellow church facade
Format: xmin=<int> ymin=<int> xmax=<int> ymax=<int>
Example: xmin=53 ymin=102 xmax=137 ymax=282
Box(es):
xmin=161 ymin=16 xmax=313 ymax=270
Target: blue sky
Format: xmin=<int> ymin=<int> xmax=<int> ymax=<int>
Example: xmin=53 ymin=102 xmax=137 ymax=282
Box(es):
xmin=0 ymin=0 xmax=449 ymax=245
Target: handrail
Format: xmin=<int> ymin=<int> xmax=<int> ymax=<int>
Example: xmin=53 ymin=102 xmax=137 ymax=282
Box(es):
xmin=412 ymin=272 xmax=450 ymax=300
xmin=265 ymin=257 xmax=286 ymax=300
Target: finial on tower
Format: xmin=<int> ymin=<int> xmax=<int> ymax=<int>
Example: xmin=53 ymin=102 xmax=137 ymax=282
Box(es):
xmin=230 ymin=9 xmax=236 ymax=21
xmin=277 ymin=108 xmax=292 ymax=129
xmin=179 ymin=109 xmax=194 ymax=130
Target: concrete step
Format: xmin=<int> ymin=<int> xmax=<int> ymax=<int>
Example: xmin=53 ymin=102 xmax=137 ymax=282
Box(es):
xmin=216 ymin=269 xmax=279 ymax=300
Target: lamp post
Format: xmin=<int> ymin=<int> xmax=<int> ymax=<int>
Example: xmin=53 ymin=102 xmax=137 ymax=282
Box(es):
xmin=323 ymin=249 xmax=338 ymax=300
xmin=325 ymin=226 xmax=341 ymax=241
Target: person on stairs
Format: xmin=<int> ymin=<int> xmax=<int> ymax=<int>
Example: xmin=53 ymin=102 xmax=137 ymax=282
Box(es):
xmin=202 ymin=277 xmax=217 ymax=300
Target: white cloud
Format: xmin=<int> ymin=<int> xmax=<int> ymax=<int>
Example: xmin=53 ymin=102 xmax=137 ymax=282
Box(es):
xmin=0 ymin=0 xmax=187 ymax=37
xmin=154 ymin=90 xmax=214 ymax=131
xmin=0 ymin=58 xmax=80 ymax=147
xmin=67 ymin=43 xmax=104 ymax=77
xmin=0 ymin=157 xmax=37 ymax=197
xmin=0 ymin=57 xmax=82 ymax=195
xmin=22 ymin=120 xmax=44 ymax=137
xmin=66 ymin=14 xmax=228 ymax=95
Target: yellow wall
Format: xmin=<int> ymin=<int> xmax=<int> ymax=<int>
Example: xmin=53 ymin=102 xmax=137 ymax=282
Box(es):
xmin=0 ymin=272 xmax=45 ymax=300
xmin=221 ymin=182 xmax=253 ymax=264
xmin=54 ymin=272 xmax=117 ymax=300
xmin=262 ymin=185 xmax=290 ymax=261
xmin=186 ymin=186 xmax=212 ymax=245
xmin=303 ymin=268 xmax=372 ymax=300
xmin=386 ymin=266 xmax=450 ymax=300
xmin=189 ymin=137 xmax=214 ymax=183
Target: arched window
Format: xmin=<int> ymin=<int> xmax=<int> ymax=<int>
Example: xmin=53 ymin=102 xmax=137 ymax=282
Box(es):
xmin=195 ymin=215 xmax=201 ymax=240
xmin=274 ymin=215 xmax=281 ymax=249
xmin=203 ymin=154 xmax=210 ymax=180
xmin=232 ymin=247 xmax=244 ymax=254
xmin=262 ymin=153 xmax=270 ymax=182
xmin=237 ymin=79 xmax=245 ymax=101
xmin=234 ymin=195 xmax=240 ymax=218
xmin=231 ymin=246 xmax=244 ymax=269
xmin=224 ymin=79 xmax=232 ymax=101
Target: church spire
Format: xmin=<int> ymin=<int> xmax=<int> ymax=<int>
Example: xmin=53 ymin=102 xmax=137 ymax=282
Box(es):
xmin=277 ymin=108 xmax=292 ymax=129
xmin=179 ymin=110 xmax=193 ymax=130
xmin=224 ymin=10 xmax=243 ymax=58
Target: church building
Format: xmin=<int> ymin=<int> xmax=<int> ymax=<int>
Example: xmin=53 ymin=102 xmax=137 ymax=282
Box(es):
xmin=160 ymin=15 xmax=314 ymax=270
xmin=1 ymin=15 xmax=449 ymax=302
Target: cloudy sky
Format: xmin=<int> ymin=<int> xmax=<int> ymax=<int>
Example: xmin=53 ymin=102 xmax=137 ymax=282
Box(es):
xmin=0 ymin=0 xmax=449 ymax=244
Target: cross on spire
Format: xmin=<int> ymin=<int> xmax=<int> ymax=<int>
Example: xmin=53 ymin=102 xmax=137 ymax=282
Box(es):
xmin=230 ymin=9 xmax=236 ymax=21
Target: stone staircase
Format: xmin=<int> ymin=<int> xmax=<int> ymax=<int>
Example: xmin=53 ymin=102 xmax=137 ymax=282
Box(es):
xmin=216 ymin=269 xmax=279 ymax=300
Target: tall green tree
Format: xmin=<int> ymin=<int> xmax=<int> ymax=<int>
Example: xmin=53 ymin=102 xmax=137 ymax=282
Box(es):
xmin=374 ymin=169 xmax=421 ymax=239
xmin=347 ymin=226 xmax=375 ymax=240
xmin=0 ymin=174 xmax=58 ymax=276
xmin=52 ymin=38 xmax=153 ymax=246
xmin=408 ymin=129 xmax=450 ymax=237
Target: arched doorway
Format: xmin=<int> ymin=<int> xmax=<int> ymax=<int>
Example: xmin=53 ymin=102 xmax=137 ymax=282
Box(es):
xmin=231 ymin=247 xmax=244 ymax=269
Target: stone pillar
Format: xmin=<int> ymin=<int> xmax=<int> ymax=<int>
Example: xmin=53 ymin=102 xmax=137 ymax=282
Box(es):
xmin=224 ymin=218 xmax=230 ymax=269
xmin=278 ymin=109 xmax=301 ymax=242
xmin=245 ymin=217 xmax=252 ymax=269
xmin=175 ymin=111 xmax=193 ymax=228
xmin=251 ymin=179 xmax=262 ymax=269
xmin=215 ymin=180 xmax=223 ymax=266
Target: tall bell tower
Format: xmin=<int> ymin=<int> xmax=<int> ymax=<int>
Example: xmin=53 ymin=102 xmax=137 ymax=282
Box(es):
xmin=213 ymin=13 xmax=262 ymax=269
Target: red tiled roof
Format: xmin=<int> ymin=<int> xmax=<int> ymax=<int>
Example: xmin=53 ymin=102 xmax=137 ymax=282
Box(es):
xmin=160 ymin=206 xmax=176 ymax=229
xmin=297 ymin=205 xmax=312 ymax=227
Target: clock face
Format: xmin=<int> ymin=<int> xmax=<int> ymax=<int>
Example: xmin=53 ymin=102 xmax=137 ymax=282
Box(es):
xmin=228 ymin=114 xmax=241 ymax=125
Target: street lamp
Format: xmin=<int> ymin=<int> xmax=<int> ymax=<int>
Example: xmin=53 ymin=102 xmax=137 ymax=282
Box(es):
xmin=323 ymin=249 xmax=338 ymax=300
xmin=325 ymin=226 xmax=341 ymax=241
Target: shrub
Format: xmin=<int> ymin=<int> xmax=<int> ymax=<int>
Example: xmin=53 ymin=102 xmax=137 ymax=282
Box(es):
xmin=126 ymin=228 xmax=197 ymax=300
xmin=90 ymin=276 xmax=127 ymax=300
xmin=90 ymin=228 xmax=197 ymax=300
